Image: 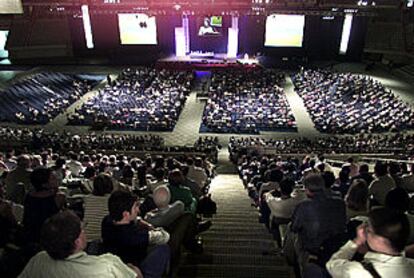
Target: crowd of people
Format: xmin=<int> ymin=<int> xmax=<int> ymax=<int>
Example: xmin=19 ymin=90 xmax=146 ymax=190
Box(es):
xmin=233 ymin=147 xmax=414 ymax=277
xmin=200 ymin=70 xmax=297 ymax=134
xmin=0 ymin=72 xmax=103 ymax=125
xmin=292 ymin=68 xmax=414 ymax=134
xmin=67 ymin=68 xmax=193 ymax=131
xmin=0 ymin=145 xmax=217 ymax=277
xmin=229 ymin=133 xmax=414 ymax=157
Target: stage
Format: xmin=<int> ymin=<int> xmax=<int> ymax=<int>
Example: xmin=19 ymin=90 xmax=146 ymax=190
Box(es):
xmin=156 ymin=53 xmax=261 ymax=70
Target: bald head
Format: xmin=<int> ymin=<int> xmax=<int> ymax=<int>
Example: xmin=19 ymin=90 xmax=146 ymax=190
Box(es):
xmin=153 ymin=186 xmax=171 ymax=208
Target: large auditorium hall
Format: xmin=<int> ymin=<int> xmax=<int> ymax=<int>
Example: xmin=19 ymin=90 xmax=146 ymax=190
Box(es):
xmin=1 ymin=1 xmax=414 ymax=278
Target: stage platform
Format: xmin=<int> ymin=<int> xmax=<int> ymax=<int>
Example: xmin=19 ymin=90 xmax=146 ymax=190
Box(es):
xmin=156 ymin=53 xmax=261 ymax=71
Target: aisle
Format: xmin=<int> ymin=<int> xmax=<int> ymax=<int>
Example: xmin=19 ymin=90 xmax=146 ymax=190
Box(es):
xmin=283 ymin=76 xmax=320 ymax=138
xmin=177 ymin=171 xmax=294 ymax=277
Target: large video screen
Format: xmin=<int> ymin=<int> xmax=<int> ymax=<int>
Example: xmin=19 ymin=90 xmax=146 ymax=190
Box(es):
xmin=198 ymin=16 xmax=223 ymax=36
xmin=0 ymin=0 xmax=23 ymax=14
xmin=118 ymin=13 xmax=157 ymax=45
xmin=265 ymin=14 xmax=305 ymax=47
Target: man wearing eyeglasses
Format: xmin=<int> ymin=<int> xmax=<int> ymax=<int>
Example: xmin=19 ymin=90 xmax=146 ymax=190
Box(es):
xmin=327 ymin=207 xmax=414 ymax=277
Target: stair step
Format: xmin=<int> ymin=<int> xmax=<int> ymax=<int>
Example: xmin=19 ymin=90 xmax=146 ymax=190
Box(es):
xmin=181 ymin=253 xmax=286 ymax=266
xmin=202 ymin=231 xmax=273 ymax=241
xmin=203 ymin=238 xmax=276 ymax=245
xmin=177 ymin=264 xmax=293 ymax=278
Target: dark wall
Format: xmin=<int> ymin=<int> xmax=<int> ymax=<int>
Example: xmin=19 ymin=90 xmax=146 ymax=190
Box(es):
xmin=68 ymin=12 xmax=179 ymax=59
xmin=238 ymin=15 xmax=367 ymax=61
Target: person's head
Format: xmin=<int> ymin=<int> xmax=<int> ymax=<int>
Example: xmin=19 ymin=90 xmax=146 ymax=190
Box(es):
xmin=55 ymin=158 xmax=66 ymax=169
xmin=108 ymin=190 xmax=139 ymax=222
xmin=280 ymin=178 xmax=295 ymax=196
xmin=83 ymin=166 xmax=96 ymax=179
xmin=17 ymin=154 xmax=31 ymax=169
xmin=345 ymin=179 xmax=368 ymax=211
xmin=153 ymin=186 xmax=171 ymax=209
xmin=316 ymin=163 xmax=325 ymax=173
xmin=359 ymin=164 xmax=369 ymax=174
xmin=388 ymin=162 xmax=401 ymax=176
xmin=339 ymin=169 xmax=350 ymax=183
xmin=366 ymin=207 xmax=410 ymax=253
xmin=194 ymin=157 xmax=203 ymax=168
xmin=268 ymin=169 xmax=284 ymax=183
xmin=374 ymin=162 xmax=388 ymax=177
xmin=169 ymin=169 xmax=184 ymax=187
xmin=385 ymin=187 xmax=410 ymax=212
xmin=303 ymin=174 xmax=325 ymax=197
xmin=40 ymin=210 xmax=86 ymax=260
xmin=322 ymin=171 xmax=336 ymax=189
xmin=92 ymin=173 xmax=114 ymax=196
xmin=30 ymin=167 xmax=58 ymax=192
xmin=69 ymin=152 xmax=78 ymax=161
xmin=203 ymin=17 xmax=210 ymax=27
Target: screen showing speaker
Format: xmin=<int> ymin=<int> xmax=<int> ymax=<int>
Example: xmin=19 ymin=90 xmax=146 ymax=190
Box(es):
xmin=198 ymin=16 xmax=222 ymax=36
xmin=118 ymin=13 xmax=157 ymax=45
xmin=0 ymin=0 xmax=23 ymax=14
xmin=265 ymin=14 xmax=305 ymax=47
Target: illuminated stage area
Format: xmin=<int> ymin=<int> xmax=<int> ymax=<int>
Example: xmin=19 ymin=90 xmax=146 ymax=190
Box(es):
xmin=157 ymin=53 xmax=260 ymax=70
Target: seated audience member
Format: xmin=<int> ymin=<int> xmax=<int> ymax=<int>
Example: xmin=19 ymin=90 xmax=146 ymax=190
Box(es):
xmin=81 ymin=166 xmax=97 ymax=194
xmin=369 ymin=162 xmax=396 ymax=206
xmin=322 ymin=171 xmax=341 ymax=199
xmin=259 ymin=168 xmax=284 ymax=200
xmin=101 ymin=190 xmax=170 ymax=278
xmin=401 ymin=164 xmax=414 ymax=193
xmin=187 ymin=158 xmax=208 ymax=190
xmin=19 ymin=210 xmax=142 ymax=278
xmin=345 ymin=179 xmax=369 ymax=221
xmin=332 ymin=169 xmax=351 ymax=198
xmin=148 ymin=168 xmax=167 ymax=193
xmin=326 ymin=208 xmax=414 ymax=278
xmin=145 ymin=186 xmax=202 ymax=265
xmin=51 ymin=157 xmax=66 ymax=187
xmin=0 ymin=198 xmax=26 ymax=277
xmin=385 ymin=187 xmax=414 ymax=244
xmin=5 ymin=155 xmax=32 ymax=204
xmin=343 ymin=157 xmax=358 ymax=177
xmin=145 ymin=186 xmax=185 ymax=228
xmin=265 ymin=178 xmax=303 ymax=247
xmin=23 ymin=167 xmax=65 ymax=247
xmin=66 ymin=152 xmax=83 ymax=177
xmin=83 ymin=173 xmax=114 ymax=240
xmin=289 ymin=174 xmax=346 ymax=273
xmin=181 ymin=165 xmax=203 ymax=199
xmin=168 ymin=169 xmax=197 ymax=214
xmin=351 ymin=164 xmax=373 ymax=186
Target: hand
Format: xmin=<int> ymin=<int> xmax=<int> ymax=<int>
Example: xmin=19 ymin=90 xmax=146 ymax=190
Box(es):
xmin=138 ymin=219 xmax=154 ymax=230
xmin=353 ymin=223 xmax=367 ymax=247
xmin=127 ymin=263 xmax=143 ymax=278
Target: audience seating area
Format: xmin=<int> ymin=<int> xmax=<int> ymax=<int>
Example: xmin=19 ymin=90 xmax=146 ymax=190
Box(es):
xmin=229 ymin=134 xmax=414 ymax=157
xmin=0 ymin=72 xmax=103 ymax=124
xmin=200 ymin=70 xmax=297 ymax=134
xmin=292 ymin=68 xmax=414 ymax=134
xmin=0 ymin=134 xmax=218 ymax=277
xmin=230 ymin=142 xmax=414 ymax=277
xmin=68 ymin=68 xmax=193 ymax=131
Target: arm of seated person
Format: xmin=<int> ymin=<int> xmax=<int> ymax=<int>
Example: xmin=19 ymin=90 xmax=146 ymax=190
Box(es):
xmin=148 ymin=227 xmax=170 ymax=245
xmin=127 ymin=263 xmax=143 ymax=278
xmin=405 ymin=244 xmax=414 ymax=259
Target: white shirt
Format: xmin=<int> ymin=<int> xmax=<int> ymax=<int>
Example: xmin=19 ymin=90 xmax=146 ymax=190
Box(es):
xmin=19 ymin=251 xmax=136 ymax=278
xmin=327 ymin=240 xmax=414 ymax=278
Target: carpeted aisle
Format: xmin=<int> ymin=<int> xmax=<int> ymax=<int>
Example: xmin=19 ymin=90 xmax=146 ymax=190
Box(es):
xmin=177 ymin=170 xmax=294 ymax=277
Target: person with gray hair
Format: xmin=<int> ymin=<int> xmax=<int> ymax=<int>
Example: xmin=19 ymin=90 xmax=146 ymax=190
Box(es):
xmin=145 ymin=186 xmax=185 ymax=228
